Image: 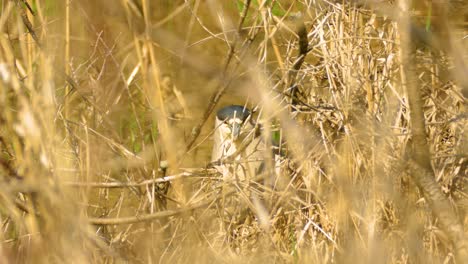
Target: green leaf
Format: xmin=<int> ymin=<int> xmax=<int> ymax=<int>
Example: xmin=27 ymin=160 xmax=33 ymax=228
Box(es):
xmin=271 ymin=2 xmax=286 ymax=17
xmin=425 ymin=5 xmax=432 ymax=32
xmin=236 ymin=0 xmax=245 ymax=13
xmin=272 ymin=130 xmax=281 ymax=143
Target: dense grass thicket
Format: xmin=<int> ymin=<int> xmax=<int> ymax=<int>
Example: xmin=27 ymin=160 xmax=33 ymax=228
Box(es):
xmin=0 ymin=0 xmax=466 ymax=263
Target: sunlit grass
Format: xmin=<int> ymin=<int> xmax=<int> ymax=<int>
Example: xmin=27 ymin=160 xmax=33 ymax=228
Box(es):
xmin=0 ymin=0 xmax=466 ymax=263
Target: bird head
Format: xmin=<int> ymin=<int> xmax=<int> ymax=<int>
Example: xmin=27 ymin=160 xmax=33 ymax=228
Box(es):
xmin=215 ymin=105 xmax=251 ymax=141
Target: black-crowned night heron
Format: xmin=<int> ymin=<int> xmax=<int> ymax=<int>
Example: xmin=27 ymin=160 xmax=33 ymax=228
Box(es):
xmin=211 ymin=105 xmax=285 ymax=242
xmin=211 ymin=105 xmax=264 ymax=182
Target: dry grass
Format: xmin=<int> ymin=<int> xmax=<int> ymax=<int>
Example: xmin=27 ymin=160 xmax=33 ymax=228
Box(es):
xmin=0 ymin=0 xmax=466 ymax=263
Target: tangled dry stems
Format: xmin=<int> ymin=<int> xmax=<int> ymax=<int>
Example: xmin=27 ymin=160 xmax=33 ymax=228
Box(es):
xmin=0 ymin=0 xmax=466 ymax=263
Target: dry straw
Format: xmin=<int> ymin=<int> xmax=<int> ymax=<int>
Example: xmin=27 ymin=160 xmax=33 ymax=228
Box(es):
xmin=0 ymin=0 xmax=466 ymax=263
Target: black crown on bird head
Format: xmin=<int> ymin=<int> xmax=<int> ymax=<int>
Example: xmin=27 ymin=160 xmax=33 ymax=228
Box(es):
xmin=216 ymin=105 xmax=251 ymax=122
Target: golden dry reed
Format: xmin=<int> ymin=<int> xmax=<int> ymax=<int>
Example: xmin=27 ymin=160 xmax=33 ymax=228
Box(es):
xmin=0 ymin=0 xmax=466 ymax=263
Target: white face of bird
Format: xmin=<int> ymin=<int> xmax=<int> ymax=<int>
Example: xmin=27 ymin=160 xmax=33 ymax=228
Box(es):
xmin=227 ymin=117 xmax=243 ymax=140
xmin=218 ymin=117 xmax=244 ymax=142
xmin=215 ymin=105 xmax=252 ymax=143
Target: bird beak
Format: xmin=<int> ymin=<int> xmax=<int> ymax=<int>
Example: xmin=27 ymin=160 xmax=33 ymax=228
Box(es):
xmin=231 ymin=123 xmax=241 ymax=140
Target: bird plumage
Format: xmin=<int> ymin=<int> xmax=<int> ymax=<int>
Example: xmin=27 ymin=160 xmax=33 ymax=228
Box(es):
xmin=210 ymin=105 xmax=286 ymax=245
xmin=211 ymin=105 xmax=264 ymax=182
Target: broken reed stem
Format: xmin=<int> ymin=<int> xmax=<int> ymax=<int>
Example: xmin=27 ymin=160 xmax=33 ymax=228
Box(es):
xmin=66 ymin=170 xmax=218 ymax=188
xmin=185 ymin=0 xmax=252 ymax=151
xmin=288 ymin=17 xmax=309 ymax=109
xmin=406 ymin=160 xmax=468 ymax=260
xmin=87 ymin=178 xmax=251 ymax=225
xmin=398 ymin=2 xmax=468 ymax=261
xmin=88 ymin=201 xmax=210 ymax=225
xmin=16 ymin=0 xmax=40 ymax=46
